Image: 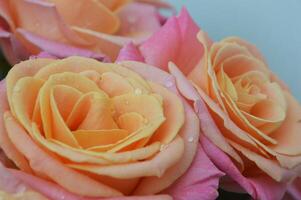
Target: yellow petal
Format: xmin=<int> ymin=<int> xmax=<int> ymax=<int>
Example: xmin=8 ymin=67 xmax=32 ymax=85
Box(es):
xmin=34 ymin=56 xmax=113 ymax=80
xmin=49 ymin=0 xmax=120 ymax=34
xmin=66 ymin=92 xmax=107 ymax=130
xmin=31 ymin=123 xmax=160 ymax=165
xmin=52 ymin=85 xmax=82 ymax=121
xmin=39 ymin=72 xmax=103 ymax=142
xmin=88 ymin=117 xmax=164 ymax=152
xmin=6 ymin=58 xmax=55 ymax=116
xmin=270 ymin=92 xmax=301 ymax=155
xmin=117 ymin=112 xmax=145 ymax=133
xmin=77 ymin=95 xmax=118 ymax=130
xmin=73 ymin=129 xmax=129 ymax=149
xmin=98 ymin=72 xmax=134 ymax=97
xmin=4 ymin=112 xmax=121 ymax=197
xmin=148 ymin=82 xmax=184 ymax=144
xmin=68 ymin=137 xmax=184 ymax=179
xmin=11 ymin=77 xmax=44 ymax=131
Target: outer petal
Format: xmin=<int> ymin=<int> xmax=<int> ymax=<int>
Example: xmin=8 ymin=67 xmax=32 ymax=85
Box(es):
xmin=9 ymin=168 xmax=172 ymax=200
xmin=139 ymin=16 xmax=181 ymax=71
xmin=0 ymin=31 xmax=31 ymax=65
xmin=168 ymin=62 xmax=243 ymax=166
xmin=0 ymin=163 xmax=30 ymax=193
xmin=201 ymin=135 xmax=288 ymax=200
xmin=4 ymin=112 xmax=122 ymax=197
xmin=16 ymin=29 xmax=109 ymax=61
xmin=138 ymin=8 xmax=203 ymax=74
xmin=116 ymin=43 xmax=144 ymax=62
xmin=116 ymin=3 xmax=161 ymax=38
xmin=10 ymin=0 xmax=89 ymax=45
xmin=134 ymin=100 xmax=198 ymax=195
xmin=173 ymin=8 xmax=203 ymax=75
xmin=0 ymin=80 xmax=32 ymax=173
xmin=164 ymin=142 xmax=224 ymax=200
xmin=0 ymin=0 xmax=15 ymax=30
xmin=287 ymin=178 xmax=301 ymax=200
xmin=135 ymin=0 xmax=174 ymax=10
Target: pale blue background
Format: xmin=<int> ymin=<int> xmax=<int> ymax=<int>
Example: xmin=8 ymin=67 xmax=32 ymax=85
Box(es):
xmin=168 ymin=0 xmax=301 ymax=101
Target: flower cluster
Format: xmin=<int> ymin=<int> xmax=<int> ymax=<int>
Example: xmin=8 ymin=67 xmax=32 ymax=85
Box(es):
xmin=0 ymin=1 xmax=300 ymax=200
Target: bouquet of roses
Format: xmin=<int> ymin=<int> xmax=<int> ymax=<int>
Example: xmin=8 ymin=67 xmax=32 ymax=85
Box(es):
xmin=0 ymin=1 xmax=300 ymax=200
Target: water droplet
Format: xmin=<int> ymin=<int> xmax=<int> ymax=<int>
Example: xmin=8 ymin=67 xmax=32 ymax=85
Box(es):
xmin=160 ymin=144 xmax=168 ymax=151
xmin=16 ymin=185 xmax=26 ymax=193
xmin=188 ymin=137 xmax=194 ymax=142
xmin=13 ymin=86 xmax=21 ymax=92
xmin=165 ymin=80 xmax=174 ymax=88
xmin=127 ymin=16 xmax=136 ymax=24
xmin=143 ymin=118 xmax=148 ymax=124
xmin=134 ymin=88 xmax=142 ymax=95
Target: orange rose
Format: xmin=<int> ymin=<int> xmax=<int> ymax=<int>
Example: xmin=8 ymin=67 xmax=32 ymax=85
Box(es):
xmin=0 ymin=0 xmax=170 ymax=64
xmin=189 ymin=32 xmax=301 ymax=182
xmin=0 ymin=56 xmax=201 ymax=198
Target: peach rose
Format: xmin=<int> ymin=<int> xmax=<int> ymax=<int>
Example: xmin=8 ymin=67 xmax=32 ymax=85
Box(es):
xmin=117 ymin=10 xmax=301 ymax=199
xmin=0 ymin=0 xmax=171 ymax=64
xmin=0 ymin=56 xmax=224 ymax=199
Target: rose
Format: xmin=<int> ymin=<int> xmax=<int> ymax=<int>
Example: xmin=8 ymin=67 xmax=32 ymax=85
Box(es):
xmin=0 ymin=0 xmax=171 ymax=65
xmin=0 ymin=56 xmax=223 ymax=199
xmin=117 ymin=9 xmax=301 ymax=200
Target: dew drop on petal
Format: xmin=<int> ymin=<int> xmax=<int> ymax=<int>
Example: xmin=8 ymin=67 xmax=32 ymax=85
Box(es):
xmin=165 ymin=80 xmax=174 ymax=88
xmin=188 ymin=136 xmax=194 ymax=143
xmin=127 ymin=15 xmax=137 ymax=24
xmin=160 ymin=144 xmax=168 ymax=151
xmin=134 ymin=88 xmax=142 ymax=95
xmin=13 ymin=86 xmax=21 ymax=92
xmin=143 ymin=118 xmax=148 ymax=124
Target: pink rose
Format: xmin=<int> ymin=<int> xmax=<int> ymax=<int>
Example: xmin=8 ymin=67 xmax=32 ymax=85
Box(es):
xmin=117 ymin=8 xmax=301 ymax=200
xmin=0 ymin=56 xmax=223 ymax=199
xmin=0 ymin=0 xmax=172 ymax=64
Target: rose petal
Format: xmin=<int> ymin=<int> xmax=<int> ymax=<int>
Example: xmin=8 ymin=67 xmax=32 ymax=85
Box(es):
xmin=116 ymin=43 xmax=144 ymax=63
xmin=30 ymin=51 xmax=58 ymax=59
xmin=287 ymin=178 xmax=301 ymax=200
xmin=135 ymin=0 xmax=174 ymax=10
xmin=139 ymin=16 xmax=181 ymax=71
xmin=4 ymin=112 xmax=122 ymax=197
xmin=0 ymin=31 xmax=32 ymax=64
xmin=270 ymin=92 xmax=301 ymax=156
xmin=0 ymin=162 xmax=30 ymax=193
xmin=10 ymin=168 xmax=172 ymax=200
xmin=17 ymin=29 xmax=109 ymax=61
xmin=0 ymin=0 xmax=15 ymax=30
xmin=148 ymin=82 xmax=185 ymax=144
xmin=173 ymin=8 xmax=203 ymax=75
xmin=165 ymin=142 xmax=224 ymax=200
xmin=0 ymin=80 xmax=32 ymax=173
xmin=72 ymin=27 xmax=132 ymax=60
xmin=50 ymin=0 xmax=120 ymax=34
xmin=68 ymin=137 xmax=184 ymax=179
xmin=10 ymin=0 xmax=89 ymax=45
xmin=138 ymin=8 xmax=202 ymax=74
xmin=116 ymin=3 xmax=161 ymax=38
xmin=201 ymin=135 xmax=288 ymax=200
xmin=134 ymin=100 xmax=200 ymax=195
